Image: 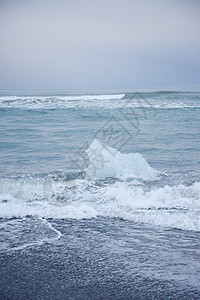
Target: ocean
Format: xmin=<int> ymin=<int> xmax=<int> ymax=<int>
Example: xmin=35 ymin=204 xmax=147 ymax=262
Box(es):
xmin=0 ymin=90 xmax=200 ymax=299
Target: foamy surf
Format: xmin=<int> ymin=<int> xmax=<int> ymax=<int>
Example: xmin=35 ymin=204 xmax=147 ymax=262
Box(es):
xmin=0 ymin=92 xmax=199 ymax=109
xmin=0 ymin=217 xmax=61 ymax=252
xmin=0 ymin=94 xmax=125 ymax=109
xmin=1 ymin=131 xmax=200 ymax=234
xmin=0 ymin=139 xmax=200 ymax=231
xmin=0 ymin=174 xmax=200 ymax=231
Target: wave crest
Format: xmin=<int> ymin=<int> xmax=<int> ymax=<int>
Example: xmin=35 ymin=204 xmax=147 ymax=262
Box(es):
xmin=0 ymin=173 xmax=200 ymax=231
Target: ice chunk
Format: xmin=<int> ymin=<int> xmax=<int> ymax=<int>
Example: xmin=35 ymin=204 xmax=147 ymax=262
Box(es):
xmin=85 ymin=139 xmax=157 ymax=180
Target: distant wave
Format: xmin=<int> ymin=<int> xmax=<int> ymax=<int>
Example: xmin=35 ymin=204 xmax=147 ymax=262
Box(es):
xmin=0 ymin=94 xmax=125 ymax=109
xmin=0 ymin=91 xmax=199 ymax=109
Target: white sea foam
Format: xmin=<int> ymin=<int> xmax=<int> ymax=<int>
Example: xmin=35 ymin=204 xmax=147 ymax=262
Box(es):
xmin=0 ymin=94 xmax=199 ymax=109
xmin=85 ymin=139 xmax=157 ymax=180
xmin=0 ymin=176 xmax=200 ymax=231
xmin=0 ymin=94 xmax=125 ymax=101
xmin=0 ymin=140 xmax=199 ymax=231
xmin=0 ymin=94 xmax=125 ymax=109
xmin=0 ymin=217 xmax=61 ymax=252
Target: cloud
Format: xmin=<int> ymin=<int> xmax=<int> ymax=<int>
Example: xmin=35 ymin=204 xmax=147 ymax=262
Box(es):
xmin=0 ymin=0 xmax=200 ymax=88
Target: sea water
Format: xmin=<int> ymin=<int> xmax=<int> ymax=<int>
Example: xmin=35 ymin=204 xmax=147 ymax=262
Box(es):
xmin=0 ymin=90 xmax=200 ymax=299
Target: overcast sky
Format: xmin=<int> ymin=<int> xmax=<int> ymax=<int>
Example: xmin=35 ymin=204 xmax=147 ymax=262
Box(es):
xmin=0 ymin=0 xmax=200 ymax=90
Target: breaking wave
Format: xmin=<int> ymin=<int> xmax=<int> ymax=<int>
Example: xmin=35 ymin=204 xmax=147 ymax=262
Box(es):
xmin=0 ymin=91 xmax=199 ymax=109
xmin=0 ymin=139 xmax=199 ymax=232
xmin=0 ymin=94 xmax=125 ymax=109
xmin=0 ymin=176 xmax=200 ymax=231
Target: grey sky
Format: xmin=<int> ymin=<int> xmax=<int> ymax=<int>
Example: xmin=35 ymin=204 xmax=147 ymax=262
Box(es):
xmin=0 ymin=0 xmax=200 ymax=89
